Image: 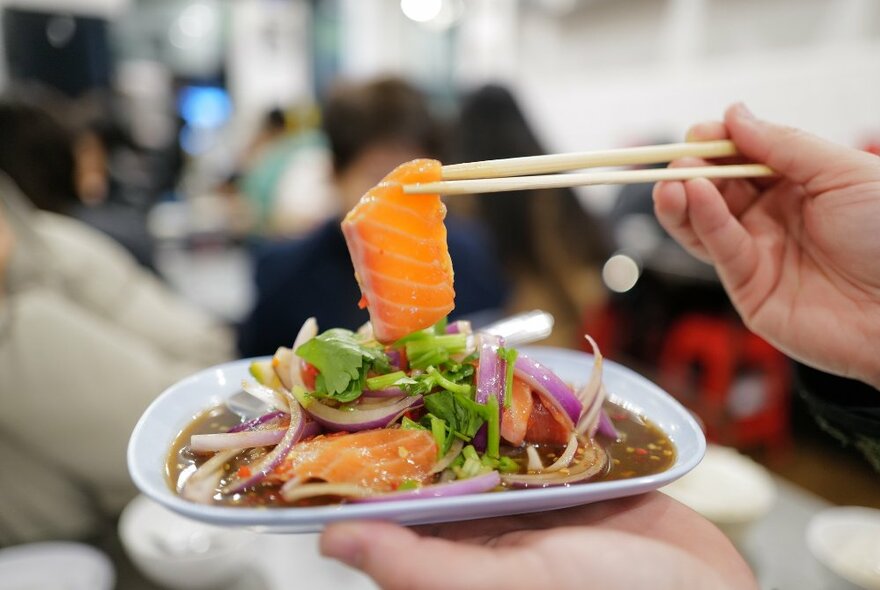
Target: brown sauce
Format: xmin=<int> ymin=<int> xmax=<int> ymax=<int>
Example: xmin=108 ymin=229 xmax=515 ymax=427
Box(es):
xmin=167 ymin=400 xmax=676 ymax=507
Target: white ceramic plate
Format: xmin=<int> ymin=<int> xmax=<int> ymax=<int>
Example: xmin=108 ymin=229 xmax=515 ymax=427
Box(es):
xmin=807 ymin=506 xmax=880 ymax=590
xmin=128 ymin=346 xmax=706 ymax=533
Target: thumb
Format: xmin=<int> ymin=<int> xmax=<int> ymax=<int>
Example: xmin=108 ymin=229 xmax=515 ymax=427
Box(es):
xmin=724 ymin=103 xmax=869 ymax=188
xmin=320 ymin=521 xmax=527 ymax=590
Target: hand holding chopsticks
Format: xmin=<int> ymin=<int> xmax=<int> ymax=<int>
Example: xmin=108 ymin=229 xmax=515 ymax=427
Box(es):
xmin=402 ymin=140 xmax=774 ymax=195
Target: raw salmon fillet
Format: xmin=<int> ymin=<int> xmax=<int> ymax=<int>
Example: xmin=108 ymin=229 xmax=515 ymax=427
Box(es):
xmin=273 ymin=429 xmax=437 ymax=491
xmin=342 ymin=159 xmax=454 ymax=343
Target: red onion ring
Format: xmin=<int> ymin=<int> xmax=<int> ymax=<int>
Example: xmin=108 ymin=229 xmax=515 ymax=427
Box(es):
xmin=302 ymin=395 xmax=423 ymax=432
xmin=191 ymin=421 xmax=321 ymax=453
xmin=513 ymin=356 xmax=581 ymax=429
xmin=501 ymin=439 xmax=607 ymax=488
xmin=227 ymin=410 xmax=286 ymax=434
xmin=575 ymin=335 xmax=605 ymax=436
xmin=476 ymin=334 xmax=505 ymax=408
xmin=354 ymin=470 xmax=501 ymax=503
xmin=181 ymin=448 xmax=241 ymax=504
xmin=222 ymin=394 xmax=306 ymax=494
xmin=281 ymin=482 xmax=373 ymax=503
xmin=596 ymin=408 xmax=619 ymax=439
xmin=361 ymin=386 xmax=407 ymax=398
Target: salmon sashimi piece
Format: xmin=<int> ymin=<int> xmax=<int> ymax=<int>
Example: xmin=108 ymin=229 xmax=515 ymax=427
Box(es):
xmin=525 ymin=394 xmax=571 ymax=446
xmin=342 ymin=159 xmax=454 ymax=343
xmin=271 ymin=428 xmax=437 ymax=492
xmin=500 ymin=377 xmax=533 ymax=447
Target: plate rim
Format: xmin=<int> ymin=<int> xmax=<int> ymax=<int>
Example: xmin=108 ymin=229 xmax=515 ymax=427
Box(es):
xmin=128 ymin=345 xmax=706 ymax=530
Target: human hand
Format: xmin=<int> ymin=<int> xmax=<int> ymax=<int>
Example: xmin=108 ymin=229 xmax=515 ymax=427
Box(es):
xmin=320 ymin=492 xmax=756 ymax=590
xmin=653 ymin=103 xmax=880 ymax=389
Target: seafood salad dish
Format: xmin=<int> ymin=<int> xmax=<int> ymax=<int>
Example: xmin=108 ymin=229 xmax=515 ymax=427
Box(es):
xmin=167 ymin=160 xmax=676 ymax=507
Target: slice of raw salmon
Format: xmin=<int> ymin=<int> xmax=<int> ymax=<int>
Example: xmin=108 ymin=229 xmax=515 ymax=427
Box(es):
xmin=342 ymin=159 xmax=454 ymax=343
xmin=272 ymin=428 xmax=437 ymax=491
xmin=500 ymin=377 xmax=533 ymax=447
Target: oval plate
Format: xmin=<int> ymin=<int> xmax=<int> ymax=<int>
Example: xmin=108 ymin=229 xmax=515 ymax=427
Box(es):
xmin=128 ymin=346 xmax=705 ymax=533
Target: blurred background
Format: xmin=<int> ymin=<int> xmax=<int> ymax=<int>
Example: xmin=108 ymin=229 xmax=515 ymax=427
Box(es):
xmin=0 ymin=0 xmax=878 ymax=588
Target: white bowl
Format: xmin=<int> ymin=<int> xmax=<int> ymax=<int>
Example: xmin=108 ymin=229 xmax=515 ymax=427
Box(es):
xmin=661 ymin=445 xmax=776 ymax=545
xmin=0 ymin=542 xmax=114 ymax=590
xmin=119 ymin=494 xmax=257 ymax=590
xmin=808 ymin=506 xmax=880 ymax=590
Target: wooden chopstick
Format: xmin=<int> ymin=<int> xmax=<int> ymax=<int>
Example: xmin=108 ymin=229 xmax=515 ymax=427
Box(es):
xmin=403 ymin=164 xmax=775 ymax=196
xmin=440 ymin=140 xmax=740 ymax=180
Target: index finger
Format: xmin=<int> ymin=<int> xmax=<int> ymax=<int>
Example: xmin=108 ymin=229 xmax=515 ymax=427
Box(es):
xmin=686 ymin=121 xmax=729 ymax=142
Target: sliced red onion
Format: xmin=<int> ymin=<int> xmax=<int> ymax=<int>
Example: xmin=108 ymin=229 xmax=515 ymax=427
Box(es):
xmin=429 ymin=439 xmax=464 ymax=474
xmin=502 ymin=440 xmax=607 ymax=488
xmin=290 ymin=317 xmax=318 ymax=389
xmin=575 ymin=335 xmax=605 ymax=436
xmin=227 ymin=410 xmax=286 ymax=434
xmin=301 ymin=395 xmax=422 ymax=432
xmin=472 ymin=425 xmax=487 ymax=453
xmin=354 ymin=470 xmax=500 ymax=503
xmin=596 ymin=408 xmax=619 ymax=440
xmin=476 ymin=334 xmax=505 ymax=409
xmin=445 ymin=320 xmax=472 ymax=335
xmin=191 ymin=421 xmax=321 ymax=453
xmin=222 ymin=394 xmax=306 ymax=494
xmin=544 ymin=433 xmax=578 ymax=472
xmin=181 ymin=448 xmax=241 ymax=504
xmin=361 ymin=386 xmax=407 ymax=398
xmin=385 ymin=349 xmax=403 ymax=371
xmin=191 ymin=428 xmax=287 ymax=453
xmin=577 ymin=383 xmax=608 ymax=438
xmin=241 ymin=380 xmax=288 ymax=413
xmin=513 ymin=356 xmax=581 ymax=429
xmin=525 ymin=445 xmax=544 ymax=471
xmin=281 ymin=482 xmax=373 ymax=503
xmin=273 ymin=347 xmax=294 ymax=390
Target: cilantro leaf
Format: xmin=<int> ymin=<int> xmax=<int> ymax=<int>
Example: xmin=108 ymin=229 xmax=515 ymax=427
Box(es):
xmin=423 ymin=390 xmax=489 ymax=443
xmin=295 ymin=328 xmax=389 ymax=402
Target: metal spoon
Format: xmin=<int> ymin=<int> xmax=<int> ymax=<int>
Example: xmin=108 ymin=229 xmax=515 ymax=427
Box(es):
xmin=227 ymin=310 xmax=554 ymax=419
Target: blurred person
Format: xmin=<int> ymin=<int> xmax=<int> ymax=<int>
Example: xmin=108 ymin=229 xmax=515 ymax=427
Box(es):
xmin=319 ymin=103 xmax=880 ymax=589
xmin=236 ymin=105 xmax=336 ymax=237
xmin=0 ymin=98 xmax=156 ymax=268
xmin=237 ymin=77 xmax=507 ymax=357
xmin=0 ymin=149 xmax=233 ymax=542
xmin=455 ymin=85 xmax=609 ymax=347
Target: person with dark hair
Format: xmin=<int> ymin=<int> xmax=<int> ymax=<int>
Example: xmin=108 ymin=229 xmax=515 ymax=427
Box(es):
xmin=456 ymin=84 xmax=609 ymax=347
xmin=237 ymin=77 xmax=507 ymax=357
xmin=0 ymin=99 xmax=156 ymax=268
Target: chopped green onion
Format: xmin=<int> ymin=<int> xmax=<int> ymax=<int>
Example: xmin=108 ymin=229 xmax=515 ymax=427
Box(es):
xmin=497 ymin=456 xmax=519 ymax=473
xmin=486 ymin=396 xmax=500 ymax=459
xmin=429 ymin=414 xmax=448 ymax=457
xmin=398 ymin=480 xmax=420 ymax=491
xmin=462 ymin=444 xmax=480 ymax=463
xmin=499 ymin=347 xmax=518 ymax=408
xmin=290 ymin=385 xmax=314 ymax=408
xmin=400 ymin=416 xmax=427 ymax=431
xmin=433 ymin=317 xmax=448 ymax=335
xmin=366 ymin=370 xmax=407 ymax=391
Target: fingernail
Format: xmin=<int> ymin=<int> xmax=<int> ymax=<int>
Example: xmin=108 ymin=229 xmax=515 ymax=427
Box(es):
xmin=734 ymin=102 xmax=755 ymax=120
xmin=321 ymin=525 xmax=365 ymax=568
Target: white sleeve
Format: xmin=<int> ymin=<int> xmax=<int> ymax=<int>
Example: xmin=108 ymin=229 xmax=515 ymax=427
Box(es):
xmin=0 ymin=287 xmax=219 ymax=510
xmin=35 ymin=213 xmax=235 ymax=367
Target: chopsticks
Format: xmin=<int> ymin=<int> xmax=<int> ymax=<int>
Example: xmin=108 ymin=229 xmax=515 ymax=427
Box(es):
xmin=402 ymin=140 xmax=775 ymax=195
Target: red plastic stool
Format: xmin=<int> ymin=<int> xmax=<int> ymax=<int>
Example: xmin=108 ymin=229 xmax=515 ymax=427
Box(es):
xmin=658 ymin=314 xmax=790 ymax=450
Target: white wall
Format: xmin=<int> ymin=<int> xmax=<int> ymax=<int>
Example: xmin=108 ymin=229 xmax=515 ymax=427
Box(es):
xmin=513 ymin=0 xmax=880 ymax=150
